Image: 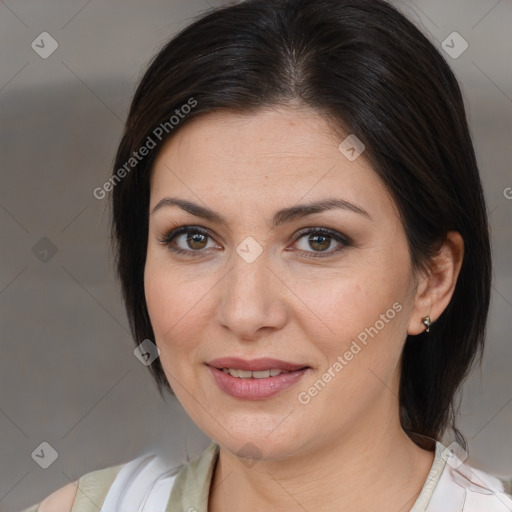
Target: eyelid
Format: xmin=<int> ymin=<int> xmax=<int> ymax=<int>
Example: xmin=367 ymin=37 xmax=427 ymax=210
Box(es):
xmin=292 ymin=226 xmax=353 ymax=246
xmin=158 ymin=224 xmax=352 ymax=257
xmin=158 ymin=225 xmax=218 ymax=249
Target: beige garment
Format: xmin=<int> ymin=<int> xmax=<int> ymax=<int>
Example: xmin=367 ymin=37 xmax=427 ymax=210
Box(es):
xmin=18 ymin=445 xmax=218 ymax=512
xmin=19 ymin=441 xmax=512 ymax=512
xmin=19 ymin=464 xmax=124 ymax=512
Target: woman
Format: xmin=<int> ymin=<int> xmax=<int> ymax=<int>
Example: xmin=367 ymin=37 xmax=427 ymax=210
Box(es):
xmin=21 ymin=0 xmax=511 ymax=510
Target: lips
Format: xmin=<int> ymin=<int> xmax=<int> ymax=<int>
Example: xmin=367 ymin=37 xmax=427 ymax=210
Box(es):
xmin=206 ymin=357 xmax=310 ymax=400
xmin=207 ymin=357 xmax=308 ymax=372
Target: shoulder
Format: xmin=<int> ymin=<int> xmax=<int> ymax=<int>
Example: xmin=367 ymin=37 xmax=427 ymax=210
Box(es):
xmin=426 ymin=446 xmax=512 ymax=511
xmin=20 ymin=460 xmax=126 ymax=512
xmin=35 ymin=480 xmax=78 ymax=512
xmin=101 ymin=442 xmax=220 ymax=511
xmin=21 ymin=452 xmax=184 ymax=512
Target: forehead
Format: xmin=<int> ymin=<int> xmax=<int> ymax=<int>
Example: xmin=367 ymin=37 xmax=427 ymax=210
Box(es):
xmin=149 ymin=107 xmax=394 ymax=219
xmin=154 ymin=107 xmax=342 ymax=169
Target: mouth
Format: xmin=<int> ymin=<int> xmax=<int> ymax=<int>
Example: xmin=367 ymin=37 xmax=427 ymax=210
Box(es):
xmin=206 ymin=357 xmax=311 ymax=400
xmin=216 ymin=368 xmax=298 ymax=379
xmin=207 ymin=356 xmax=309 ymax=373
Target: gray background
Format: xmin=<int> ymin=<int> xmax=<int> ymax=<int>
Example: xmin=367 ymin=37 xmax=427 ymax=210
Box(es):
xmin=0 ymin=0 xmax=511 ymax=510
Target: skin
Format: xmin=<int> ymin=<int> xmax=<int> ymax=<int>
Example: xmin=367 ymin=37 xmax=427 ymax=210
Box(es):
xmin=144 ymin=105 xmax=464 ymax=511
xmin=37 ymin=480 xmax=78 ymax=511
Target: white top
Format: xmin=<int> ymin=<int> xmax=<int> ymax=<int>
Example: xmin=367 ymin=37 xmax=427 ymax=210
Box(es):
xmin=100 ymin=453 xmax=180 ymax=512
xmin=99 ymin=441 xmax=512 ymax=512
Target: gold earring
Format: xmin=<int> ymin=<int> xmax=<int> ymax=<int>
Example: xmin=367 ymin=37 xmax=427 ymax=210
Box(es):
xmin=422 ymin=316 xmax=432 ymax=332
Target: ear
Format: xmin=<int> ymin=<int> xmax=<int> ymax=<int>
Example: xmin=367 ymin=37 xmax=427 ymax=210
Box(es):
xmin=407 ymin=231 xmax=464 ymax=335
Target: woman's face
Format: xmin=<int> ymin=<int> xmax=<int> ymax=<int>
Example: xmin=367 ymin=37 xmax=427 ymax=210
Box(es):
xmin=144 ymin=106 xmax=424 ymax=460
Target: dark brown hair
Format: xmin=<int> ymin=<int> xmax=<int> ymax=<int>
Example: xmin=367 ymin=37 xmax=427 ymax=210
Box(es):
xmin=110 ymin=0 xmax=491 ymax=449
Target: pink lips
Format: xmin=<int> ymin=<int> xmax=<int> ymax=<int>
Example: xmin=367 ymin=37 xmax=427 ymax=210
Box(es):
xmin=206 ymin=357 xmax=310 ymax=400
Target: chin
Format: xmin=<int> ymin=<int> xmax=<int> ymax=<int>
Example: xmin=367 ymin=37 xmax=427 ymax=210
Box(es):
xmin=209 ymin=421 xmax=306 ymax=462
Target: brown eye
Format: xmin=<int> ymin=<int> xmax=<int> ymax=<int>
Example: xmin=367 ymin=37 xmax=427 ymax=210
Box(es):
xmin=186 ymin=232 xmax=208 ymax=250
xmin=307 ymin=233 xmax=331 ymax=252
xmin=159 ymin=225 xmax=350 ymax=259
xmin=159 ymin=226 xmax=217 ymax=256
xmin=292 ymin=228 xmax=351 ymax=258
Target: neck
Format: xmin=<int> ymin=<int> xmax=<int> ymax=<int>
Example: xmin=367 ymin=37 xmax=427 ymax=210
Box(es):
xmin=208 ymin=396 xmax=435 ymax=512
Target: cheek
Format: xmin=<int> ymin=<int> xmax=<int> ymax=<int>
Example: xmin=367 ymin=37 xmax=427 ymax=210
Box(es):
xmin=144 ymin=265 xmax=175 ymax=339
xmin=292 ymin=279 xmax=408 ymax=420
xmin=143 ymin=263 xmax=203 ymax=402
xmin=291 ymin=254 xmax=411 ymax=391
xmin=296 ymin=266 xmax=407 ymax=341
xmin=143 ymin=256 xmax=217 ymax=359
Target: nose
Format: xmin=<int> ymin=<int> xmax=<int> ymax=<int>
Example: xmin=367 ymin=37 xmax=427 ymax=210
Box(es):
xmin=215 ymin=245 xmax=288 ymax=341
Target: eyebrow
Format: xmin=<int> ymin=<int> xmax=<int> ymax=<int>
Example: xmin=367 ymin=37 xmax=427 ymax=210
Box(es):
xmin=151 ymin=196 xmax=371 ymax=227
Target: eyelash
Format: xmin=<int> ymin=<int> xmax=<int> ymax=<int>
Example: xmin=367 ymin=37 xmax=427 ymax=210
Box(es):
xmin=158 ymin=225 xmax=352 ymax=259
